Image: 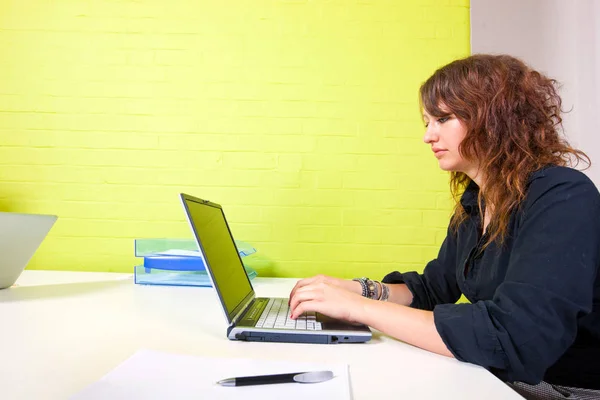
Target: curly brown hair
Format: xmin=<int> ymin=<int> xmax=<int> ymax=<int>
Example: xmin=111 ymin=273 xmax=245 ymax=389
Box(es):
xmin=420 ymin=54 xmax=590 ymax=246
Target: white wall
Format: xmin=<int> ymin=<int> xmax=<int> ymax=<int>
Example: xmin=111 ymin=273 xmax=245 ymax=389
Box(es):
xmin=471 ymin=0 xmax=600 ymax=186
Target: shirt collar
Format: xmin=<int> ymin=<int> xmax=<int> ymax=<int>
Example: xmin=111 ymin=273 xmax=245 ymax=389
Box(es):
xmin=459 ymin=167 xmax=551 ymax=215
xmin=460 ymin=180 xmax=480 ymax=215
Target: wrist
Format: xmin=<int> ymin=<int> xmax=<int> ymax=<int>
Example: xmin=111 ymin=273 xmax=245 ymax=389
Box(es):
xmin=352 ymin=277 xmax=386 ymax=300
xmin=348 ymin=280 xmax=362 ymax=295
xmin=349 ymin=295 xmax=371 ymax=323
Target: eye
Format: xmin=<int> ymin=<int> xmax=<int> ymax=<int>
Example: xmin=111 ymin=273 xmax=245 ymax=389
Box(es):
xmin=438 ymin=116 xmax=450 ymax=123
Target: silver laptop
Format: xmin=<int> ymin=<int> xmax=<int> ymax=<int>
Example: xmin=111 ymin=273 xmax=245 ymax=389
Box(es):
xmin=180 ymin=194 xmax=372 ymax=344
xmin=0 ymin=212 xmax=57 ymax=289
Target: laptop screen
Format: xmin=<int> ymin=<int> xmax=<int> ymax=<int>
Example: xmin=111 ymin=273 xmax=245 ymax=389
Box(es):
xmin=181 ymin=195 xmax=254 ymax=322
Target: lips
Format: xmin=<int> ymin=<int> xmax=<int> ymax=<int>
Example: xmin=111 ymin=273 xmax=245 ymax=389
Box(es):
xmin=433 ymin=149 xmax=447 ymax=158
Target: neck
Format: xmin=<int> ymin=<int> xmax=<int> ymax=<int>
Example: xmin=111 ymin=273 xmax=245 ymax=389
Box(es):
xmin=466 ymin=168 xmax=485 ymax=190
xmin=471 ymin=172 xmax=493 ymax=233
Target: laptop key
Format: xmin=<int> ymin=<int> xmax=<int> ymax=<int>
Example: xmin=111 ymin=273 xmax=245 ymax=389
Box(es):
xmin=263 ymin=319 xmax=276 ymax=328
xmin=296 ymin=320 xmax=307 ymax=329
xmin=253 ymin=298 xmax=324 ymax=331
xmin=285 ymin=319 xmax=296 ymax=328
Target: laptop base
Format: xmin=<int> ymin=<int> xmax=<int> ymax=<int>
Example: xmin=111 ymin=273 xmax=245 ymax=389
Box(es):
xmin=228 ymin=327 xmax=371 ymax=344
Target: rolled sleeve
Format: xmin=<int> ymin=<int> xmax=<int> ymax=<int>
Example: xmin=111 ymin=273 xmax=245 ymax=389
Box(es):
xmin=382 ymin=270 xmax=433 ymax=309
xmin=434 ymin=302 xmax=505 ymax=364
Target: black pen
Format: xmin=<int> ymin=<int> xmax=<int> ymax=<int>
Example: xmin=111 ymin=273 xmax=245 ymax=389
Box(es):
xmin=216 ymin=370 xmax=334 ymax=387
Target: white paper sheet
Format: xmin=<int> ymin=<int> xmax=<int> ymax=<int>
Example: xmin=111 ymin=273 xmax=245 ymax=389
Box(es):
xmin=71 ymin=349 xmax=352 ymax=400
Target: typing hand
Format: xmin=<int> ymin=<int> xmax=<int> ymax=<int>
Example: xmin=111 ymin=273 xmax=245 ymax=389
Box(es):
xmin=288 ymin=280 xmax=368 ymax=323
xmin=288 ymin=274 xmax=362 ymax=306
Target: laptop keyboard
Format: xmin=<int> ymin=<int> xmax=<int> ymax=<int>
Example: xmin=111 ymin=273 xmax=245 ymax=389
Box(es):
xmin=255 ymin=298 xmax=323 ymax=331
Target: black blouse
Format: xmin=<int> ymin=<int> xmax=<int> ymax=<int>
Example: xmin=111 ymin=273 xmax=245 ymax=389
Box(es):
xmin=383 ymin=166 xmax=600 ymax=389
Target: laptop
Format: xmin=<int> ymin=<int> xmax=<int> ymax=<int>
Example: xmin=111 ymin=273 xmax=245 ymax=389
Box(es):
xmin=180 ymin=194 xmax=372 ymax=344
xmin=0 ymin=212 xmax=57 ymax=289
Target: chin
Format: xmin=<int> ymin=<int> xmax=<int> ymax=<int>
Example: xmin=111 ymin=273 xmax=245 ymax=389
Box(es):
xmin=437 ymin=162 xmax=456 ymax=172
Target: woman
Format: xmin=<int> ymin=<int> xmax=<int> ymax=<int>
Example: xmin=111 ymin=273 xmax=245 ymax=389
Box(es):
xmin=289 ymin=54 xmax=600 ymax=399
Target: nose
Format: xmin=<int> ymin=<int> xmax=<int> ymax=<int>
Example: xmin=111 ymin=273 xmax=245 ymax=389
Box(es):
xmin=423 ymin=124 xmax=438 ymax=144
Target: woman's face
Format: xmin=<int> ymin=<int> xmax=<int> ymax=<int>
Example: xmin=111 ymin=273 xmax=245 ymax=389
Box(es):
xmin=422 ymin=109 xmax=478 ymax=178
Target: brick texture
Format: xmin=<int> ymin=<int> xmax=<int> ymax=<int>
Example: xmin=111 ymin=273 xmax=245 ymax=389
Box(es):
xmin=0 ymin=0 xmax=470 ymax=277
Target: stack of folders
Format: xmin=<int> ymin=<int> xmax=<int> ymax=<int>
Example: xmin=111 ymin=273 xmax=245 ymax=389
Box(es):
xmin=133 ymin=238 xmax=257 ymax=287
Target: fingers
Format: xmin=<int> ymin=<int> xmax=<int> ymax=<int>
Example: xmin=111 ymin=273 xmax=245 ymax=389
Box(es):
xmin=288 ymin=275 xmax=327 ymax=304
xmin=289 ymin=278 xmax=309 ymax=304
xmin=289 ymin=276 xmax=314 ymax=297
xmin=290 ymin=300 xmax=319 ymax=320
xmin=290 ymin=285 xmax=320 ymax=310
xmin=289 ymin=283 xmax=359 ymax=322
xmin=289 ymin=284 xmax=327 ymax=318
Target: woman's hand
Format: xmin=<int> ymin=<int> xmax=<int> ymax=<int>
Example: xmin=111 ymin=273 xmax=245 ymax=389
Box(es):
xmin=289 ymin=274 xmax=362 ymax=303
xmin=287 ymin=275 xmax=453 ymax=358
xmin=288 ymin=279 xmax=368 ymax=323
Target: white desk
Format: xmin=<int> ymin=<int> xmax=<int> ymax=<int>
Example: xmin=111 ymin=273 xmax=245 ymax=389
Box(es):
xmin=0 ymin=271 xmax=521 ymax=399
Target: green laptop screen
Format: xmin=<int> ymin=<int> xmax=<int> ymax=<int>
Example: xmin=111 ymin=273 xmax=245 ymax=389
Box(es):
xmin=184 ymin=198 xmax=253 ymax=318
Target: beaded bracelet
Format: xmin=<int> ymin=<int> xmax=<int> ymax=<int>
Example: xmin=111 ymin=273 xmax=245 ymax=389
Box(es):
xmin=365 ymin=278 xmax=377 ymax=299
xmin=352 ymin=277 xmax=368 ymax=297
xmin=353 ymin=277 xmax=380 ymax=300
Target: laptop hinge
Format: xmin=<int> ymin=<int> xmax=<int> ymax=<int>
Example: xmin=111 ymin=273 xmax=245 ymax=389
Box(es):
xmin=230 ymin=295 xmax=256 ymax=327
